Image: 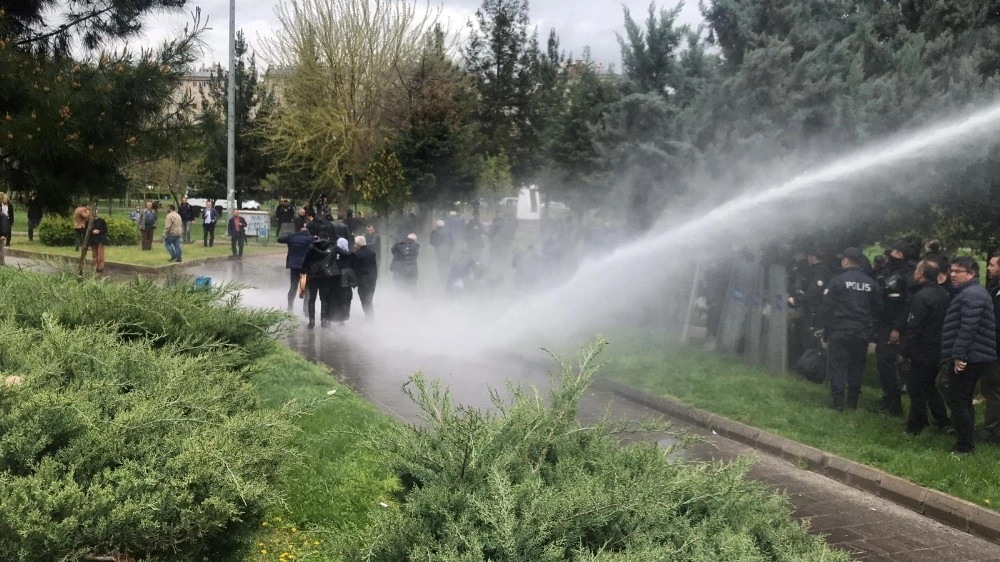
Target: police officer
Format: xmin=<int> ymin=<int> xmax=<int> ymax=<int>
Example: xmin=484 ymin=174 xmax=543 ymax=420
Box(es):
xmin=819 ymin=248 xmax=884 ymax=412
xmin=788 ymin=245 xmax=830 ymax=362
xmin=874 ymin=241 xmax=916 ymax=415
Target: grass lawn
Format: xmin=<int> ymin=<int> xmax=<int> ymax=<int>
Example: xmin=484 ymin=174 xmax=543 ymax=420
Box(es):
xmin=247 ymin=345 xmax=398 ymax=562
xmin=598 ymin=336 xmax=1000 ymax=512
xmin=8 ymin=235 xmax=283 ymax=267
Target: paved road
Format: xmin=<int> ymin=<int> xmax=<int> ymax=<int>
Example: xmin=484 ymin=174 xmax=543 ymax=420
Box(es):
xmin=124 ymin=254 xmax=1000 ymax=560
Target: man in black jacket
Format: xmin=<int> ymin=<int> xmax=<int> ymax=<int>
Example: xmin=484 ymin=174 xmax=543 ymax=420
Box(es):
xmin=899 ymin=259 xmax=951 ymax=435
xmin=364 ymin=223 xmax=382 ymax=269
xmin=26 ymin=192 xmax=43 ymax=241
xmin=390 ymin=233 xmax=420 ymax=289
xmin=941 ymin=256 xmax=997 ymax=454
xmin=275 ymin=198 xmax=296 ymax=237
xmin=978 ymin=253 xmax=1000 ymax=444
xmin=328 ymin=213 xmax=352 ymax=243
xmin=819 ymin=248 xmax=883 ymax=412
xmin=354 ymin=235 xmax=378 ymax=320
xmin=179 ymin=197 xmax=195 ymax=243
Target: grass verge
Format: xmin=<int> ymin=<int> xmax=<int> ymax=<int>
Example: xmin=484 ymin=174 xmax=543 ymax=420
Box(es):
xmin=247 ymin=345 xmax=398 ymax=562
xmin=598 ymin=337 xmax=1000 ymax=511
xmin=7 ymin=237 xmax=282 ymax=267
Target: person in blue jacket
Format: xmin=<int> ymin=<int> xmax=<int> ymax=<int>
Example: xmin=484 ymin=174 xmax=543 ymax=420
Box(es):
xmin=941 ymin=256 xmax=997 ymax=454
xmin=278 ymin=224 xmax=315 ymax=312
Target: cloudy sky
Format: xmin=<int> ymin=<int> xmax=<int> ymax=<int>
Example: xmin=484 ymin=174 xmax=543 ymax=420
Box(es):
xmin=137 ymin=0 xmax=704 ymax=70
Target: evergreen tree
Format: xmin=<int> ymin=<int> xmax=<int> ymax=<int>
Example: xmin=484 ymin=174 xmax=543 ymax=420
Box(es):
xmin=392 ymin=25 xmax=479 ymax=209
xmin=617 ymin=3 xmax=686 ymax=97
xmin=690 ymin=0 xmax=1000 ymax=246
xmin=463 ymin=0 xmax=566 ymax=184
xmin=197 ymin=31 xmax=274 ymax=204
xmin=0 ymin=1 xmax=203 ymax=211
xmin=543 ymin=50 xmax=620 ymax=214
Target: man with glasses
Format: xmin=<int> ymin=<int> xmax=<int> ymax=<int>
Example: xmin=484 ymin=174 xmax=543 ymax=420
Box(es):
xmin=941 ymin=256 xmax=997 ymax=454
xmin=818 ymin=248 xmax=883 ymax=412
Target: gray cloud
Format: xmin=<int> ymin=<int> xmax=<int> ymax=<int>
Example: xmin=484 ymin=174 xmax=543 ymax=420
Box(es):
xmin=137 ymin=0 xmax=703 ymax=70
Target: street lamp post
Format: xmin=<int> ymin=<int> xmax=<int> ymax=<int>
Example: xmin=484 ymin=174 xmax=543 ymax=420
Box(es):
xmin=226 ymin=0 xmax=236 ymax=215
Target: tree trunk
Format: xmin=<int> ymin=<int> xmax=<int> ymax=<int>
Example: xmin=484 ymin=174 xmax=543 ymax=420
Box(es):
xmin=337 ymin=174 xmax=354 ymax=217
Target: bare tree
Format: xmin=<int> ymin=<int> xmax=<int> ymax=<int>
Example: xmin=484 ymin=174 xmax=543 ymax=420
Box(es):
xmin=262 ymin=0 xmax=436 ymax=211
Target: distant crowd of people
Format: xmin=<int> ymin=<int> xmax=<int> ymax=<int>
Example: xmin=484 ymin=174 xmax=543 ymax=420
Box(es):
xmin=781 ymin=239 xmax=1000 ymax=455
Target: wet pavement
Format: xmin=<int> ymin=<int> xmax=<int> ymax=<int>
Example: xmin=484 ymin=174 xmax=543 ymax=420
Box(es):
xmin=115 ymin=254 xmax=1000 ymax=560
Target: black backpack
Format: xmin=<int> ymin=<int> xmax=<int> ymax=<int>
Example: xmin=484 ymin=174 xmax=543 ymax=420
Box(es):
xmin=310 ymin=250 xmax=339 ymax=279
xmin=795 ymin=348 xmax=827 ymax=384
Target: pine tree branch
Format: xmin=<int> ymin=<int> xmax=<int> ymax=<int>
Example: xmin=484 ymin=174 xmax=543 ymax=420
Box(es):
xmin=14 ymin=6 xmax=115 ymax=47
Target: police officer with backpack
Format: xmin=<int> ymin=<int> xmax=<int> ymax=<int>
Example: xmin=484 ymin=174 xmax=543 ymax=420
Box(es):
xmin=818 ymin=248 xmax=884 ymax=412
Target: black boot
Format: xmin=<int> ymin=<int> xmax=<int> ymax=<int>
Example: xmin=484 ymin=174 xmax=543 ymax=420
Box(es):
xmin=847 ymin=393 xmax=860 ymax=410
xmin=875 ymin=394 xmax=903 ymax=416
xmin=830 ymin=395 xmax=845 ymax=412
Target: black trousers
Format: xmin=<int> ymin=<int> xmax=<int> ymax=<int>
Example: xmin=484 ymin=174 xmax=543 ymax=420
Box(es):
xmin=828 ymin=331 xmax=869 ymax=407
xmin=306 ymin=277 xmax=335 ymax=323
xmin=203 ymin=223 xmax=216 ymax=246
xmin=231 ymin=232 xmax=245 ymax=256
xmin=287 ymin=268 xmax=302 ymax=310
xmin=947 ymin=361 xmax=990 ymax=452
xmin=875 ymin=324 xmax=902 ymax=406
xmin=905 ymin=360 xmax=949 ymax=433
xmin=358 ymin=280 xmax=376 ymax=319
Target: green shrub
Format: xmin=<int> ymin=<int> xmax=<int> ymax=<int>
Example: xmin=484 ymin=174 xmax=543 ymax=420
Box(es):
xmin=353 ymin=340 xmax=850 ymax=562
xmin=106 ymin=216 xmax=139 ymax=246
xmin=0 ymin=316 xmax=296 ymax=561
xmin=0 ymin=268 xmax=288 ymax=361
xmin=0 ymin=270 xmax=297 ymax=561
xmin=37 ymin=215 xmax=75 ymax=246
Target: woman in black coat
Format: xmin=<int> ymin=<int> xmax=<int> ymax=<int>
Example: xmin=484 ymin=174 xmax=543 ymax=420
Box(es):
xmin=330 ymin=237 xmax=357 ymax=323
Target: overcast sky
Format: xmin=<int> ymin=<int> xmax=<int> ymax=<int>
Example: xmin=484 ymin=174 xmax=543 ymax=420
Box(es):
xmin=137 ymin=0 xmax=704 ymax=71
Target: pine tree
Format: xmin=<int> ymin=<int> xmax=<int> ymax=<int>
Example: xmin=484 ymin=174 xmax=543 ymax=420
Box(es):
xmin=0 ymin=1 xmax=203 ymax=211
xmin=197 ymin=31 xmax=274 ymax=204
xmin=392 ymin=25 xmax=480 ymax=208
xmin=463 ymin=0 xmax=567 ymax=184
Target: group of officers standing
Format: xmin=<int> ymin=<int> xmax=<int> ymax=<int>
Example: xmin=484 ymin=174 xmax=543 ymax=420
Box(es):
xmin=788 ymin=240 xmax=1000 ymax=455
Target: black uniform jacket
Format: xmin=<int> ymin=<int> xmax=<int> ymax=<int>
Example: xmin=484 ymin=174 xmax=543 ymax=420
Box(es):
xmin=820 ymin=266 xmax=883 ymax=334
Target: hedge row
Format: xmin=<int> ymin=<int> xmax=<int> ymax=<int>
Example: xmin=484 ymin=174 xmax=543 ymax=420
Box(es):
xmin=38 ymin=215 xmax=140 ymax=246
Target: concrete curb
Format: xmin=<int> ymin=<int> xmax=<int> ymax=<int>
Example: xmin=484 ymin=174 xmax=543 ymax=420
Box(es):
xmin=594 ymin=377 xmax=1000 ymax=546
xmin=3 ymin=248 xmax=267 ymax=275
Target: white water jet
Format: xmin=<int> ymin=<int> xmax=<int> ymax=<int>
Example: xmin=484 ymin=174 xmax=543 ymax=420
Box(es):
xmin=472 ymin=100 xmax=1000 ymax=352
xmin=233 ymin=100 xmax=1000 ymax=364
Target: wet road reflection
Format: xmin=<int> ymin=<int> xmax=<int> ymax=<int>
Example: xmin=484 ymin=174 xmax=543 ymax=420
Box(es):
xmin=187 ymin=255 xmax=562 ymax=422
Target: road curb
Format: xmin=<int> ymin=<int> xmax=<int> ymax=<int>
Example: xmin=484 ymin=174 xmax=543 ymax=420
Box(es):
xmin=3 ymin=248 xmax=263 ymax=275
xmin=594 ymin=376 xmax=1000 ymax=546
